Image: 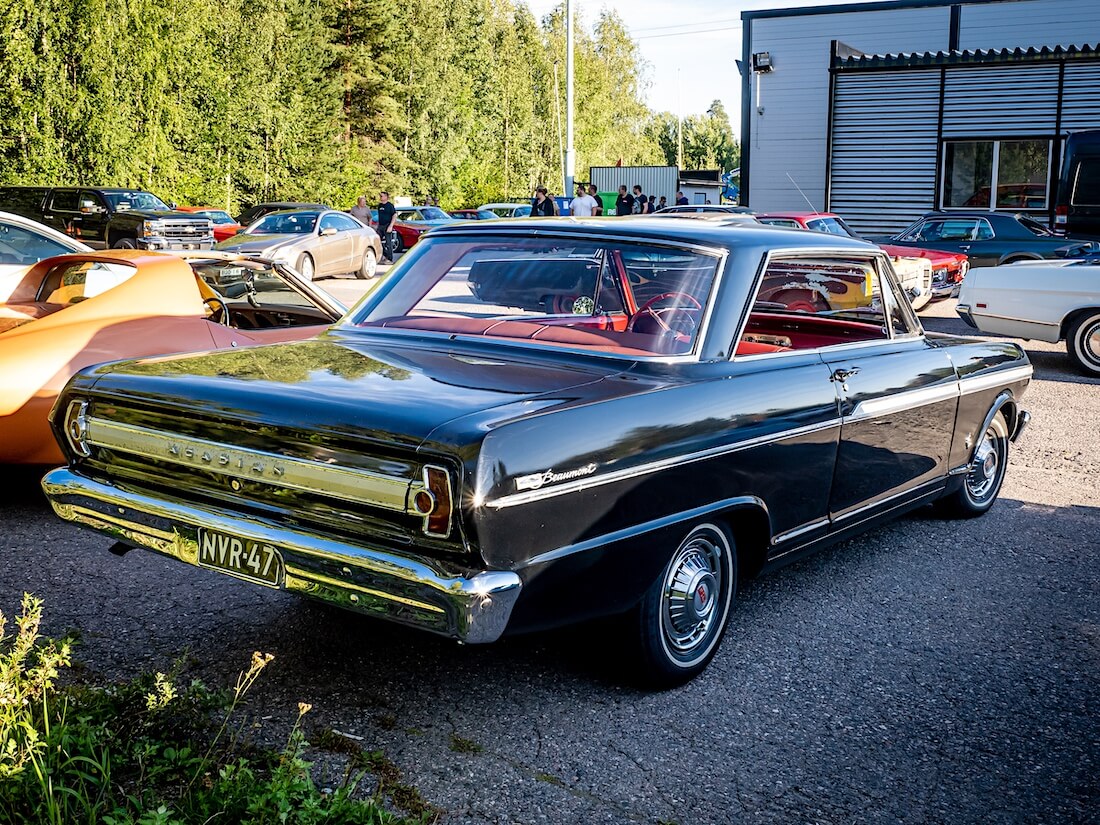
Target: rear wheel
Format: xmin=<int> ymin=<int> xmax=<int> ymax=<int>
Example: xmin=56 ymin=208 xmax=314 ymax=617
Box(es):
xmin=1066 ymin=310 xmax=1100 ymax=376
xmin=628 ymin=522 xmax=736 ymax=688
xmin=935 ymin=411 xmax=1009 ymax=518
xmin=357 ymin=248 xmax=377 ymax=279
xmin=391 ymin=231 xmax=404 ymax=253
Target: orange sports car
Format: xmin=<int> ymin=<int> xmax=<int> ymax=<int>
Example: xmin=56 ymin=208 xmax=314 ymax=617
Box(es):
xmin=0 ymin=249 xmax=346 ymax=464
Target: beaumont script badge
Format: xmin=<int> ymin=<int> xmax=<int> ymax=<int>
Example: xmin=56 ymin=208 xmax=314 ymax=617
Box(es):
xmin=514 ymin=463 xmax=598 ymax=492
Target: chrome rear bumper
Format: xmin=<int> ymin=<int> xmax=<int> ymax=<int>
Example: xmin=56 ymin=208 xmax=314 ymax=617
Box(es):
xmin=42 ymin=468 xmax=521 ymax=644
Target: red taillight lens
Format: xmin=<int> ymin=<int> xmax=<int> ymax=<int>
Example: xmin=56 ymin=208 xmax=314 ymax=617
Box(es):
xmin=422 ymin=466 xmax=452 ymax=537
xmin=1055 ymin=205 xmax=1067 ymax=225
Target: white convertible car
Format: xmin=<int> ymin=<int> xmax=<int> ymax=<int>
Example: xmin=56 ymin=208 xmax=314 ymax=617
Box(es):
xmin=957 ymin=258 xmax=1100 ymax=376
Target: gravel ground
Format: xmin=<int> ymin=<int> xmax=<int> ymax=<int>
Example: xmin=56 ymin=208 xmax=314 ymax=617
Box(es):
xmin=2 ymin=298 xmax=1097 ymax=824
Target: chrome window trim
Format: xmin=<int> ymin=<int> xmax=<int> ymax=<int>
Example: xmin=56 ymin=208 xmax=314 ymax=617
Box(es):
xmin=83 ymin=417 xmax=428 ymax=513
xmin=485 ymin=418 xmax=842 ymax=509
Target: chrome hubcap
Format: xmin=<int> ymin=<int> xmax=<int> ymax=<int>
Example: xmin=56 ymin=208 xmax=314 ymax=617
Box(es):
xmin=1086 ymin=323 xmax=1100 ymax=362
xmin=662 ymin=533 xmax=724 ymax=654
xmin=966 ymin=425 xmax=1002 ymax=500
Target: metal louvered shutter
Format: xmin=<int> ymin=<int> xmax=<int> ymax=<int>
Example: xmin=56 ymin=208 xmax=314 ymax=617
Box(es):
xmin=829 ymin=70 xmax=941 ymax=236
xmin=1061 ymin=63 xmax=1100 ymax=132
xmin=942 ymin=65 xmax=1059 ymax=136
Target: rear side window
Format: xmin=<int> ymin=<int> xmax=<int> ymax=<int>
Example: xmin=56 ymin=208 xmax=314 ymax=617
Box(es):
xmin=1071 ymin=159 xmax=1100 ymax=206
xmin=48 ymin=190 xmax=80 ymax=212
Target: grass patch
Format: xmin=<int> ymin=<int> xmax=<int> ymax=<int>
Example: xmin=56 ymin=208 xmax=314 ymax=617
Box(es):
xmin=448 ymin=734 xmax=483 ymax=754
xmin=534 ymin=772 xmax=565 ymax=787
xmin=0 ymin=594 xmax=430 ymax=824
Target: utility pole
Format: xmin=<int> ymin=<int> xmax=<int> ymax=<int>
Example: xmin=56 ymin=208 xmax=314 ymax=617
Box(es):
xmin=564 ymin=0 xmax=575 ymax=200
xmin=677 ymin=67 xmax=683 ymax=170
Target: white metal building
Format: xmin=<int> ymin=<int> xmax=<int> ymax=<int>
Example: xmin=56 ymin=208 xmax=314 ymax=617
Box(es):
xmin=739 ymin=0 xmax=1100 ymax=234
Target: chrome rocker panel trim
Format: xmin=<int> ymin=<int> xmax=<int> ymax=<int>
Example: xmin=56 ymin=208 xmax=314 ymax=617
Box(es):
xmin=42 ymin=468 xmax=520 ymax=644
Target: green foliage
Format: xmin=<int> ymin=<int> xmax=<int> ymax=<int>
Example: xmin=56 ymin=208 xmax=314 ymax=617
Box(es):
xmin=0 ymin=0 xmax=698 ymax=211
xmin=0 ymin=596 xmax=424 ymax=824
xmin=648 ymin=99 xmax=740 ymax=174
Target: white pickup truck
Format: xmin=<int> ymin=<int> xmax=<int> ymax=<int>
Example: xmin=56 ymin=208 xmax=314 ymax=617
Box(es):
xmin=956 ymin=258 xmax=1100 ymax=376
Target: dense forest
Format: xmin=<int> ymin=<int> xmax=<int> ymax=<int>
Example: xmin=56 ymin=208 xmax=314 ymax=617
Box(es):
xmin=0 ymin=0 xmax=739 ymax=212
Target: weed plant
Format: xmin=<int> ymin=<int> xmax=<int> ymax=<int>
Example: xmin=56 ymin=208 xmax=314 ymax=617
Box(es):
xmin=0 ymin=594 xmax=430 ymax=824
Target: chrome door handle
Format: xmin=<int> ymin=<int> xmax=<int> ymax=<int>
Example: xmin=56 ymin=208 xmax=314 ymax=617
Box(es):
xmin=831 ymin=367 xmax=860 ymax=383
xmin=959 ymin=245 xmax=970 ymax=251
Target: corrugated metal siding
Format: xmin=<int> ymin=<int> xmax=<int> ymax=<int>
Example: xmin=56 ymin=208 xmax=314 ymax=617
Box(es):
xmin=942 ymin=65 xmax=1059 ymax=137
xmin=747 ymin=7 xmax=948 ymax=213
xmin=1061 ymin=63 xmax=1100 ymax=132
xmin=959 ymin=0 xmax=1100 ymax=51
xmin=590 ymin=167 xmax=678 ymax=203
xmin=829 ymin=70 xmax=941 ymax=236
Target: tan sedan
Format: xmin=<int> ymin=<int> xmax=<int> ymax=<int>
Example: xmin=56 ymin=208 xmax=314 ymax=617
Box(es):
xmin=215 ymin=208 xmax=382 ymax=280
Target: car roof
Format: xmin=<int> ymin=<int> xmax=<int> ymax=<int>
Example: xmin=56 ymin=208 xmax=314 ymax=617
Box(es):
xmin=478 ymin=202 xmax=530 ymax=209
xmin=759 ymin=211 xmax=838 ymax=220
xmin=425 ymin=216 xmax=876 ymax=252
xmin=0 ymin=210 xmax=93 ymax=251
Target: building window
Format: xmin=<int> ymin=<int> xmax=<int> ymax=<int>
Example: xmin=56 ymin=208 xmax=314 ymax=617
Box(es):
xmin=942 ymin=139 xmax=1050 ymax=211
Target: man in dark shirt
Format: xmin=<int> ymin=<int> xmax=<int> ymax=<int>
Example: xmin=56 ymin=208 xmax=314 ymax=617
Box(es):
xmin=675 ymin=191 xmax=689 ymax=206
xmin=615 ymin=185 xmax=634 ymax=216
xmin=588 ymin=184 xmax=603 ymax=216
xmin=376 ymin=191 xmax=396 ymax=263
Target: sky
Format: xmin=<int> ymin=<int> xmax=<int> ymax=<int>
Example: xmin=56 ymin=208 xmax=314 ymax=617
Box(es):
xmin=522 ymin=0 xmax=881 ymax=137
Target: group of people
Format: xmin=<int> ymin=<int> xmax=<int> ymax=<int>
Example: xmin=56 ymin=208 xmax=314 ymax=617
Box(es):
xmin=564 ymin=184 xmax=692 ymax=217
xmin=350 ymin=192 xmax=397 ymax=263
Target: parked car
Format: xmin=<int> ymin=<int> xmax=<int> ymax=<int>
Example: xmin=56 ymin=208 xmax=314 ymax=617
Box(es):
xmin=382 ymin=206 xmax=459 ymax=252
xmin=42 ymin=218 xmax=1032 ymax=686
xmin=758 ymin=211 xmax=967 ymax=304
xmin=872 ymin=211 xmax=1093 ymax=267
xmin=236 ymin=202 xmax=330 ymax=227
xmin=449 ymin=209 xmax=499 ymax=221
xmin=957 ymin=258 xmax=1100 ymax=375
xmin=0 ymin=211 xmax=92 ymax=284
xmin=649 ymin=210 xmax=759 ymax=224
xmin=1054 ymin=128 xmax=1100 ymax=240
xmin=478 ymin=202 xmax=533 ymax=218
xmin=175 ymin=206 xmax=242 ymax=242
xmin=0 ymin=249 xmax=344 ymax=464
xmin=216 ymin=208 xmax=381 ymax=280
xmin=0 ymin=186 xmax=214 ymax=251
xmin=654 ymin=204 xmax=755 ymax=215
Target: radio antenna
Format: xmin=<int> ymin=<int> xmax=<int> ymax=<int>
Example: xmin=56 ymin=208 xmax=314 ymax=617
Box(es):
xmin=786 ymin=172 xmax=818 ymax=213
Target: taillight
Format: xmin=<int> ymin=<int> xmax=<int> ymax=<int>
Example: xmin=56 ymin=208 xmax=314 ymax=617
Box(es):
xmin=1055 ymin=205 xmax=1067 ymax=226
xmin=418 ymin=465 xmax=452 ymax=538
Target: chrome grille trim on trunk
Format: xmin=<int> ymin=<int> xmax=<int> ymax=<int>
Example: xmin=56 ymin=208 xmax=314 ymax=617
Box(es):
xmin=84 ymin=416 xmax=428 ymax=513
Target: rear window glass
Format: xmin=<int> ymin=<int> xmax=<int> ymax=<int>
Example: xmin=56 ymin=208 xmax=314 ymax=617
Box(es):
xmin=1072 ymin=159 xmax=1100 ymax=206
xmin=36 ymin=261 xmax=136 ymax=304
xmin=0 ymin=222 xmax=72 ymax=263
xmin=349 ymin=236 xmax=722 ymax=358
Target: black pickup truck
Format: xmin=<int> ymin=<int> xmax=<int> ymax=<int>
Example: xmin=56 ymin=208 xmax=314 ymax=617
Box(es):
xmin=0 ymin=186 xmax=214 ymax=250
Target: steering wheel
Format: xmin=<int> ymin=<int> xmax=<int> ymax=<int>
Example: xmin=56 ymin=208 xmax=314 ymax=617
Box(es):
xmin=627 ymin=291 xmax=703 ymax=337
xmin=203 ymin=297 xmax=230 ymax=326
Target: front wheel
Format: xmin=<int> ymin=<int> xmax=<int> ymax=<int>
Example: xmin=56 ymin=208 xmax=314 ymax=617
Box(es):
xmin=628 ymin=522 xmax=736 ymax=688
xmin=298 ymin=254 xmax=316 ymax=281
xmin=112 ymin=237 xmax=138 ymax=249
xmin=935 ymin=411 xmax=1009 ymax=518
xmin=1066 ymin=310 xmax=1100 ymax=376
xmin=357 ymin=248 xmax=377 ymax=279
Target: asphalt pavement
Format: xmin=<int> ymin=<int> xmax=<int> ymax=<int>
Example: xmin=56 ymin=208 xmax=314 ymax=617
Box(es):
xmin=2 ymin=296 xmax=1097 ymax=824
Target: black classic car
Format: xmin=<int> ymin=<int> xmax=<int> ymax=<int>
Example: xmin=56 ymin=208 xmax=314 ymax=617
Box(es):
xmin=872 ymin=211 xmax=1093 ymax=267
xmin=43 ymin=219 xmax=1032 ymax=686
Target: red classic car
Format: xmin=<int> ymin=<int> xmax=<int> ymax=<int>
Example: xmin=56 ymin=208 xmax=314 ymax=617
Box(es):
xmin=758 ymin=212 xmax=969 ymax=299
xmin=175 ymin=207 xmax=243 ymax=243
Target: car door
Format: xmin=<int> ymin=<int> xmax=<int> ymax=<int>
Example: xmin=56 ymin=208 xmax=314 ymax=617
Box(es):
xmin=315 ymin=213 xmax=352 ymax=275
xmin=41 ymin=189 xmax=82 ymax=240
xmin=819 ymin=256 xmax=958 ymax=524
xmin=329 ymin=213 xmax=367 ymax=270
xmin=74 ymin=190 xmax=110 ymax=247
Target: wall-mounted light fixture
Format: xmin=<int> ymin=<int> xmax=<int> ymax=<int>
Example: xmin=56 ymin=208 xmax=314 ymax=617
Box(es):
xmin=752 ymin=52 xmax=774 ymax=73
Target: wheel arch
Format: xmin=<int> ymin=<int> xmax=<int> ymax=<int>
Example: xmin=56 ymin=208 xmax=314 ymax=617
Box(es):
xmin=1059 ymin=305 xmax=1100 ymax=340
xmin=975 ymin=392 xmax=1019 ymax=456
xmin=711 ymin=499 xmax=772 ymax=581
xmin=998 ymin=252 xmax=1042 ymax=265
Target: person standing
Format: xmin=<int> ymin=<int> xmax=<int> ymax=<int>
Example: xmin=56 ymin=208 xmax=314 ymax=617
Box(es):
xmin=647 ymin=194 xmax=658 ymax=214
xmin=615 ymin=185 xmax=634 ymax=216
xmin=376 ymin=191 xmax=396 ymax=263
xmin=675 ymin=191 xmax=689 ymax=206
xmin=588 ymin=184 xmax=603 ymax=216
xmin=657 ymin=195 xmax=668 ymax=211
xmin=531 ymin=187 xmax=555 ymax=217
xmin=632 ymin=185 xmax=646 ymax=214
xmin=570 ymin=185 xmax=597 ymax=217
xmin=349 ymin=195 xmax=371 ymax=224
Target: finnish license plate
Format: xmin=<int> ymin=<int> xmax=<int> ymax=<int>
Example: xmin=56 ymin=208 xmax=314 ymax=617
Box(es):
xmin=197 ymin=528 xmax=284 ymax=587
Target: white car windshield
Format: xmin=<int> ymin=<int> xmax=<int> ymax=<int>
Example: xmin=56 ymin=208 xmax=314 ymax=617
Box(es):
xmin=348 ymin=235 xmax=722 ymax=358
